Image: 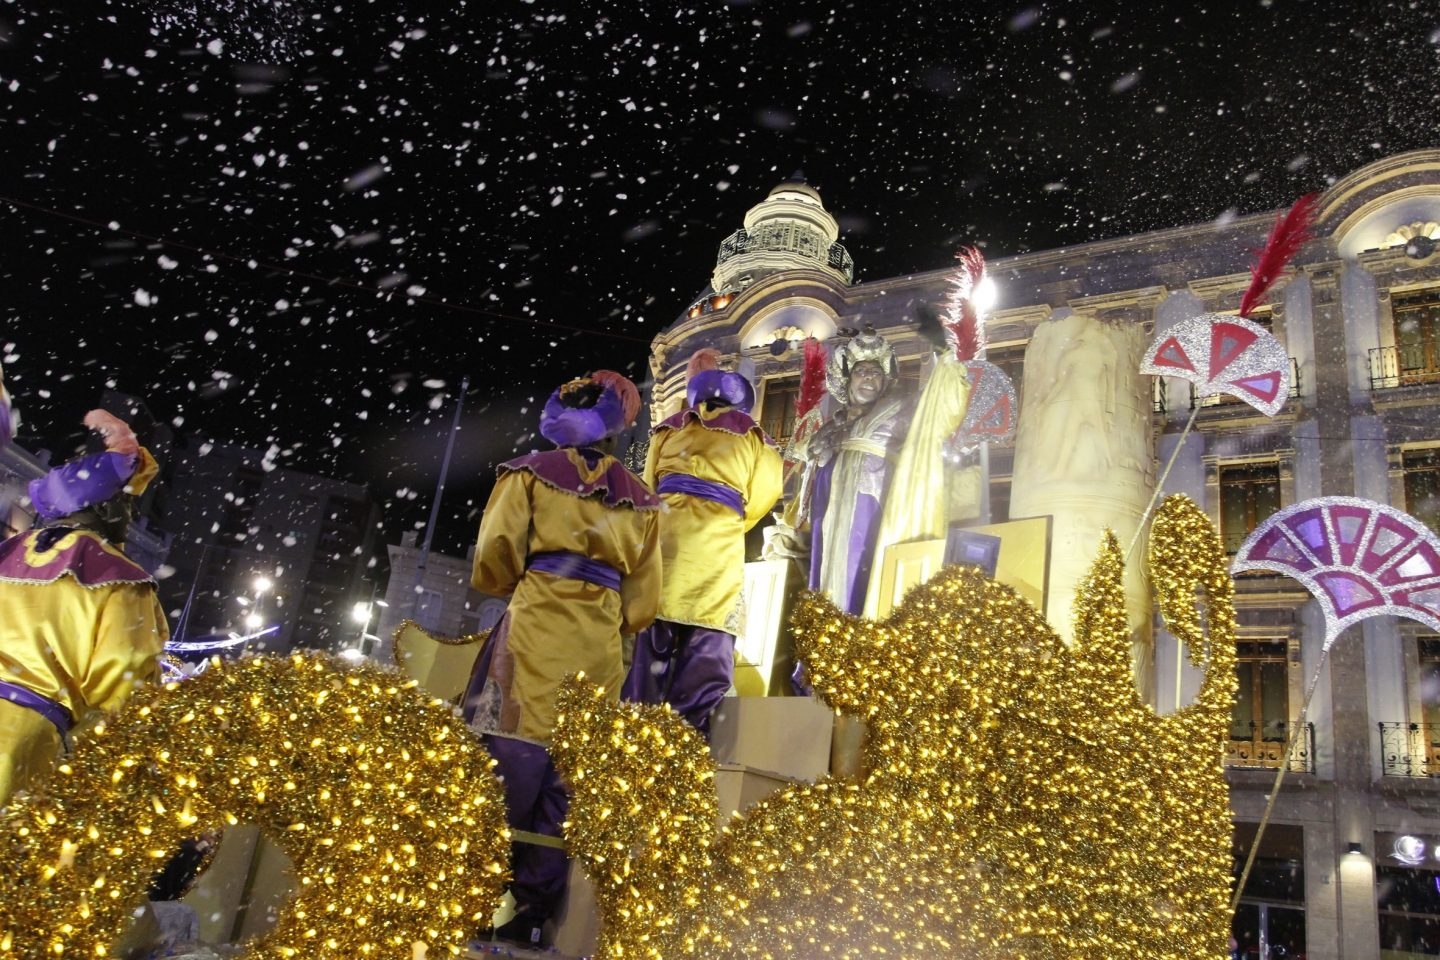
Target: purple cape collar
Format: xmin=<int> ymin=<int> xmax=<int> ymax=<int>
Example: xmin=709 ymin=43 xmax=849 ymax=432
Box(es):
xmin=0 ymin=529 xmax=153 ymax=588
xmin=500 ymin=448 xmax=661 ymax=510
xmin=656 ymin=407 xmax=776 ymax=445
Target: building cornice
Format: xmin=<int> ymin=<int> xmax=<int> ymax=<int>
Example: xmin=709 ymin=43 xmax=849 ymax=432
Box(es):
xmin=1315 ymin=149 xmax=1440 ymax=227
xmin=1068 ymin=285 xmax=1169 ymax=320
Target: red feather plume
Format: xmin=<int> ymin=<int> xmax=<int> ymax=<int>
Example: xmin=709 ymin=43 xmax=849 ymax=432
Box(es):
xmin=1239 ymin=193 xmax=1318 ymax=318
xmin=942 ymin=246 xmax=988 ymax=361
xmin=796 ymin=337 xmax=827 ymax=418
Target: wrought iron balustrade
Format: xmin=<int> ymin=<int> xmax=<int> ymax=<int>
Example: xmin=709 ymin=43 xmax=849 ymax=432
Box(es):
xmin=1221 ymin=530 xmax=1251 ymax=555
xmin=1226 ymin=721 xmax=1315 ymax=772
xmin=1379 ymin=721 xmax=1440 ymax=777
xmin=716 ymin=228 xmax=753 ymax=262
xmin=826 ymin=242 xmax=855 ymax=279
xmin=1368 ymin=342 xmax=1440 ymax=390
xmin=715 ymin=227 xmax=855 ymax=282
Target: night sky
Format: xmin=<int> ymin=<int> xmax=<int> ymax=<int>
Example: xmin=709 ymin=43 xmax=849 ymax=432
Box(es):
xmin=1 ymin=0 xmax=1437 ymax=555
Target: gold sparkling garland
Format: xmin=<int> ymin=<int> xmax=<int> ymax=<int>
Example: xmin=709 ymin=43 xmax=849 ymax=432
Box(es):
xmin=0 ymin=653 xmax=511 ymax=959
xmin=552 ymin=495 xmax=1237 ymax=959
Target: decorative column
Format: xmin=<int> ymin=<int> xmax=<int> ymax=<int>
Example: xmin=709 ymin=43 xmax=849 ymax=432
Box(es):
xmin=1010 ymin=309 xmax=1156 ymax=696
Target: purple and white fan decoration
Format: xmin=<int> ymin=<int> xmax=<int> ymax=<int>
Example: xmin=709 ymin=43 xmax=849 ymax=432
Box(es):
xmin=1232 ymin=497 xmax=1440 ymax=648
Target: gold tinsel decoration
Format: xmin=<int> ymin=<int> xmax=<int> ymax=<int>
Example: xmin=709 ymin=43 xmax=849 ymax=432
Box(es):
xmin=0 ymin=653 xmax=511 ymax=959
xmin=551 ymin=495 xmax=1238 ymax=959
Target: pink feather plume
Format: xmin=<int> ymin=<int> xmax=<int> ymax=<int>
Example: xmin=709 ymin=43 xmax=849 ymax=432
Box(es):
xmin=590 ymin=370 xmax=641 ymax=427
xmin=942 ymin=246 xmax=988 ymax=361
xmin=1239 ymin=193 xmax=1318 ymax=318
xmin=84 ymin=409 xmax=140 ymax=457
xmin=686 ymin=347 xmax=722 ymax=379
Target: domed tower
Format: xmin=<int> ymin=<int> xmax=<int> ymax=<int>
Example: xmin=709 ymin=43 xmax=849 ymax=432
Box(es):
xmin=710 ymin=179 xmax=855 ymax=294
xmin=652 ymin=179 xmax=855 ymax=432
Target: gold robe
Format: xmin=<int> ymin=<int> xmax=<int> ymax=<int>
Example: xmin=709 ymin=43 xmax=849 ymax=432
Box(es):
xmin=472 ymin=449 xmax=662 ymax=741
xmin=0 ymin=529 xmax=167 ymax=803
xmin=862 ymin=355 xmax=973 ymax=617
xmin=646 ymin=407 xmax=783 ymax=633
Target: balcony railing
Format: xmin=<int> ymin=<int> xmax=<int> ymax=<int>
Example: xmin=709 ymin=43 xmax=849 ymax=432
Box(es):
xmin=1226 ymin=722 xmax=1315 ymax=773
xmin=1379 ymin=721 xmax=1440 ymax=777
xmin=1368 ymin=343 xmax=1440 ymax=390
xmin=1221 ymin=528 xmax=1263 ymax=555
xmin=1190 ymin=357 xmax=1301 ymax=409
xmin=715 ymin=227 xmax=855 ymax=283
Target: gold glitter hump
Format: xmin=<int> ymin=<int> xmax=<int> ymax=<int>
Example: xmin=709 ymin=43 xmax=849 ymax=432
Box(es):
xmin=552 ymin=495 xmax=1237 ymax=959
xmin=0 ymin=653 xmax=511 ymax=959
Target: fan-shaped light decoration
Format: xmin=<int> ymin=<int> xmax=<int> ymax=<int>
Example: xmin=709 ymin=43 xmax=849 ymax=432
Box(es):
xmin=1233 ymin=496 xmax=1440 ymax=648
xmin=1141 ymin=313 xmax=1293 ymax=416
xmin=1126 ymin=196 xmax=1316 ymax=565
xmin=553 ymin=496 xmax=1237 ymax=960
xmin=1141 ymin=194 xmax=1316 ymax=421
xmin=0 ymin=653 xmax=511 ymax=960
xmin=947 ymin=358 xmax=1018 ymax=452
xmin=1382 ymin=220 xmax=1440 ymax=250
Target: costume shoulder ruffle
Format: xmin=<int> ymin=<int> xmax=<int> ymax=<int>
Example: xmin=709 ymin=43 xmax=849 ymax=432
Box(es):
xmin=500 ymin=449 xmax=661 ymax=510
xmin=0 ymin=529 xmax=153 ymax=588
xmin=655 ymin=408 xmax=777 ymax=446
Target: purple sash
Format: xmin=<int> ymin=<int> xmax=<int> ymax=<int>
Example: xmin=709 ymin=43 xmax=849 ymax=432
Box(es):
xmin=0 ymin=679 xmax=74 ymax=735
xmin=527 ymin=550 xmax=622 ymax=592
xmin=657 ymin=473 xmax=745 ymax=518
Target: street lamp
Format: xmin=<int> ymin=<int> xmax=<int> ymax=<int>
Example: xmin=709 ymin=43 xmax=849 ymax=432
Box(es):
xmin=244 ymin=575 xmax=276 ymax=639
xmin=345 ymin=600 xmax=382 ymax=659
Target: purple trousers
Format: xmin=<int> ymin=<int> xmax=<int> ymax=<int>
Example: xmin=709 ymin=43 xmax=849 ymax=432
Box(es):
xmin=483 ymin=734 xmax=569 ymax=921
xmin=623 ymin=619 xmax=735 ymax=739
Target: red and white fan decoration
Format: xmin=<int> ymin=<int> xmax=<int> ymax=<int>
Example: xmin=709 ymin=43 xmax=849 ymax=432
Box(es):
xmin=1141 ymin=313 xmax=1292 ymax=416
xmin=940 ymin=246 xmax=1018 ymax=451
xmin=1141 ymin=193 xmax=1318 ymax=419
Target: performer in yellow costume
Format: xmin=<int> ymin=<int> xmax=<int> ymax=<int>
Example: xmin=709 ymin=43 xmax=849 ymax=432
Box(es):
xmin=623 ymin=348 xmax=782 ymax=737
xmin=461 ymin=370 xmax=661 ymax=948
xmin=0 ymin=409 xmax=166 ymax=804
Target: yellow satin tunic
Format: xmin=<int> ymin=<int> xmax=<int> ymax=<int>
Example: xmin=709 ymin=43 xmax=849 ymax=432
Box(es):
xmin=645 ymin=409 xmax=783 ymax=633
xmin=472 ymin=451 xmax=662 ymax=741
xmin=863 ymin=355 xmax=973 ymax=617
xmin=0 ymin=533 xmax=168 ymax=803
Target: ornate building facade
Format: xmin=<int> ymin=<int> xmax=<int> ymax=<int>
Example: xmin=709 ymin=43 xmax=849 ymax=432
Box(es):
xmin=652 ymin=150 xmax=1440 ymax=960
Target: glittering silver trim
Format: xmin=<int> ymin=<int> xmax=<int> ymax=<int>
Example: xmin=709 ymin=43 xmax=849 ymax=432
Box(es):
xmin=1232 ymin=496 xmax=1440 ymax=648
xmin=1141 ymin=313 xmax=1292 ymax=417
